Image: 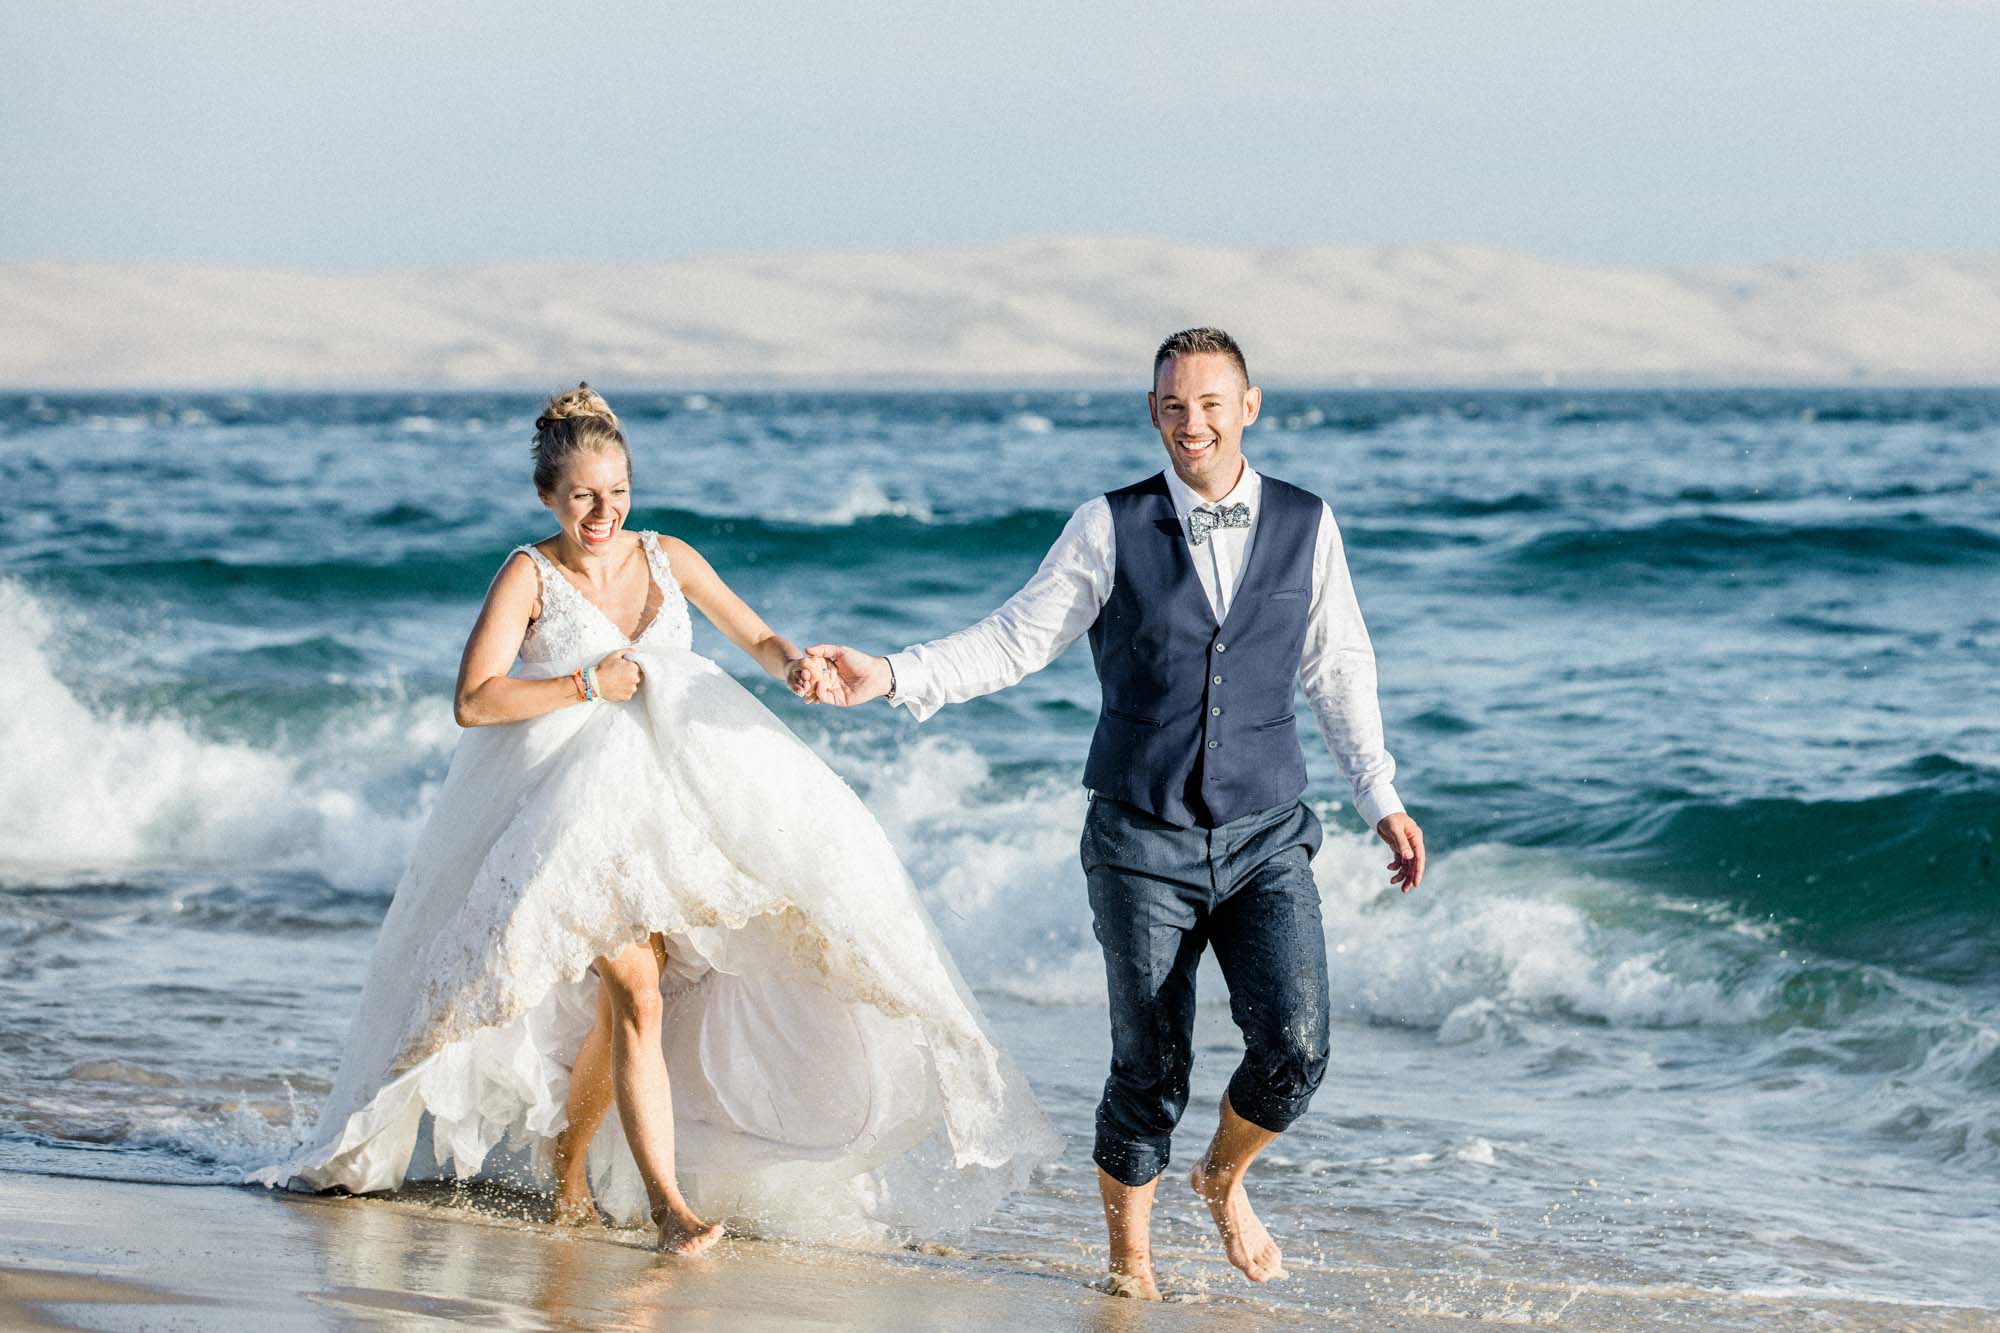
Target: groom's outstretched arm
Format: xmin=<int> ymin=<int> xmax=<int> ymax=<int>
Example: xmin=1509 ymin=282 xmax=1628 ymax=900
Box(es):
xmin=812 ymin=499 xmax=1113 ymax=716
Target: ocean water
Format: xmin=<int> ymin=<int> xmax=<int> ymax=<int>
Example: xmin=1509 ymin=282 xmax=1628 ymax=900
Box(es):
xmin=1 ymin=387 xmax=1996 ymax=1318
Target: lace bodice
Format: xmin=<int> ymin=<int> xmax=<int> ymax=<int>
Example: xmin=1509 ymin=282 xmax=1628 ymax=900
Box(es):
xmin=514 ymin=532 xmax=693 ymax=677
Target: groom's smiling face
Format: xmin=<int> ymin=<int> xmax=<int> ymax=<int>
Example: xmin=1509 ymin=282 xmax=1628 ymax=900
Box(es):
xmin=1149 ymin=352 xmax=1261 ymax=501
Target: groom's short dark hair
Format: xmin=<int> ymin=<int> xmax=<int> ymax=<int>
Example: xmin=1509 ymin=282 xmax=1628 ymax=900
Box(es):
xmin=1153 ymin=327 xmax=1248 ymax=386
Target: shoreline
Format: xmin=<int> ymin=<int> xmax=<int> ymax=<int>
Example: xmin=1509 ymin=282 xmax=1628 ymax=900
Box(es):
xmin=2 ymin=1170 xmax=1992 ymax=1330
xmin=0 ymin=1170 xmax=1308 ymax=1330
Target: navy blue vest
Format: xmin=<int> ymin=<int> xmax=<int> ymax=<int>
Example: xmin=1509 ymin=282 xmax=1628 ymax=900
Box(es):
xmin=1083 ymin=472 xmax=1322 ymax=828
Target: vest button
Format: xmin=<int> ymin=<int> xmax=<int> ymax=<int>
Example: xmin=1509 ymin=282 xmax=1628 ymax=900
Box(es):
xmin=1215 ymin=642 xmax=1228 ymax=653
xmin=1212 ymin=675 xmax=1223 ymax=685
xmin=1210 ymin=707 xmax=1221 ymax=716
xmin=1206 ymin=740 xmax=1218 ymax=749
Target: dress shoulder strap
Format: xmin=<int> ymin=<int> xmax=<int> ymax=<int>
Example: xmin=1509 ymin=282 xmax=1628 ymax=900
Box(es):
xmin=638 ymin=529 xmax=669 ymax=573
xmin=638 ymin=530 xmax=691 ymax=604
xmin=512 ymin=542 xmax=570 ymax=621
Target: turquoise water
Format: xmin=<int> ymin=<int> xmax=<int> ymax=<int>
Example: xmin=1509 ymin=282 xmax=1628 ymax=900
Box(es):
xmin=1 ymin=388 xmax=1996 ymax=1314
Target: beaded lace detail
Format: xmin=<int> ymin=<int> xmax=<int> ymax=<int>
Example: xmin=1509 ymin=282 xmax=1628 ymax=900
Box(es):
xmin=515 ymin=532 xmax=693 ymax=676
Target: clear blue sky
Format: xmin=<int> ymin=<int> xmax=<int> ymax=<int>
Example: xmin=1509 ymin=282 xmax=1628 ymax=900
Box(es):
xmin=4 ymin=0 xmax=1994 ymax=269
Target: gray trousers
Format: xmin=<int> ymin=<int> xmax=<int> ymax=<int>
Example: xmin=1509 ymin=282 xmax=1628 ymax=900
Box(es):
xmin=1081 ymin=794 xmax=1332 ymax=1187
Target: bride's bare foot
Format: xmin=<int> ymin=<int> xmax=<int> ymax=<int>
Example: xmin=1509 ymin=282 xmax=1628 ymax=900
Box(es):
xmin=1190 ymin=1160 xmax=1287 ymax=1283
xmin=551 ymin=1189 xmax=601 ymax=1227
xmin=1100 ymin=1255 xmax=1162 ymax=1300
xmin=652 ymin=1204 xmax=725 ymax=1257
xmin=659 ymin=1219 xmax=725 ymax=1256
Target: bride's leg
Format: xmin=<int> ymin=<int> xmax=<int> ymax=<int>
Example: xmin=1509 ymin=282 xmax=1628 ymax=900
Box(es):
xmin=597 ymin=937 xmax=725 ymax=1256
xmin=550 ymin=981 xmax=614 ymax=1224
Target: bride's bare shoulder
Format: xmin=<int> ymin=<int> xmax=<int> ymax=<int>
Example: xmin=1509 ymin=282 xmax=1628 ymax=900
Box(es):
xmin=651 ymin=533 xmax=722 ymax=592
xmin=479 ymin=548 xmax=544 ymax=617
xmin=495 ymin=546 xmax=542 ymax=585
xmin=651 ymin=531 xmax=703 ymax=566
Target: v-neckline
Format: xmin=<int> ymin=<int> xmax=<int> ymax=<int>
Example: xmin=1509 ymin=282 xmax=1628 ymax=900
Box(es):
xmin=537 ymin=535 xmax=665 ymax=644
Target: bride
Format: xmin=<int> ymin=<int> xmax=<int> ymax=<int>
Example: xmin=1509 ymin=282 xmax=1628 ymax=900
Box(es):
xmin=254 ymin=385 xmax=1057 ymax=1251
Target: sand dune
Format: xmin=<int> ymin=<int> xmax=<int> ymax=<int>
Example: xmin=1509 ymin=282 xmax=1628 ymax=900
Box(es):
xmin=5 ymin=238 xmax=1999 ymax=387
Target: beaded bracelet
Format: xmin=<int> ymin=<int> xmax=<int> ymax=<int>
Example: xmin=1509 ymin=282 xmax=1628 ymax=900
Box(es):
xmin=583 ymin=665 xmax=600 ymax=701
xmin=571 ymin=669 xmax=589 ymax=701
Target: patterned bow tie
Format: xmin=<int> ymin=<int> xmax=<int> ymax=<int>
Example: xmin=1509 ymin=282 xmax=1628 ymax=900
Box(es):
xmin=1188 ymin=502 xmax=1251 ymax=546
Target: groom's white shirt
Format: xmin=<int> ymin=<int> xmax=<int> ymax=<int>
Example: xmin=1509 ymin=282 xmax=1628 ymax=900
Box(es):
xmin=887 ymin=463 xmax=1404 ymax=830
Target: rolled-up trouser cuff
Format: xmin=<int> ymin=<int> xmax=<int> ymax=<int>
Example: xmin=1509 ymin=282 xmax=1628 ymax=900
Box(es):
xmin=1225 ymin=1065 xmax=1322 ymax=1135
xmin=1092 ymin=1128 xmax=1171 ymax=1187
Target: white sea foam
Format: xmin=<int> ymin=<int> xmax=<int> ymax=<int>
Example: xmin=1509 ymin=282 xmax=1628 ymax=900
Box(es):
xmin=1310 ymin=836 xmax=1765 ymax=1031
xmin=1850 ymin=1010 xmax=2000 ymax=1166
xmin=849 ymin=737 xmax=1774 ymax=1031
xmin=1299 ymin=1135 xmax=1502 ymax=1178
xmin=83 ymin=413 xmax=149 ymax=433
xmin=860 ymin=736 xmax=1095 ymax=1002
xmin=0 ymin=582 xmax=1803 ymax=1037
xmin=99 ymin=1087 xmax=316 ymax=1185
xmin=0 ymin=580 xmax=439 ymax=889
xmin=819 ymin=477 xmax=934 ymax=525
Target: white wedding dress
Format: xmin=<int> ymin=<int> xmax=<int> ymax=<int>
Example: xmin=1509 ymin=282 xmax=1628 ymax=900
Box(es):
xmin=252 ymin=533 xmax=1058 ymax=1239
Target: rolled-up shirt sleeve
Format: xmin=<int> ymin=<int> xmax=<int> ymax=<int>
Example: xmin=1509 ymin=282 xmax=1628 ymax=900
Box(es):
xmin=1301 ymin=501 xmax=1404 ymax=829
xmin=886 ymin=497 xmax=1113 ymax=722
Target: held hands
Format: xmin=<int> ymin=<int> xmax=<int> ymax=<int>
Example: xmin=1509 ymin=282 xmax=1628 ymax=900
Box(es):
xmin=1376 ymin=811 xmax=1425 ymax=893
xmin=804 ymin=645 xmax=894 ymax=706
xmin=594 ymin=645 xmax=845 ymax=706
xmin=785 ymin=652 xmax=847 ymax=705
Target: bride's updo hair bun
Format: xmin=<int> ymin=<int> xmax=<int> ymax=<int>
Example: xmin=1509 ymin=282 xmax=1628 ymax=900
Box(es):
xmin=532 ymin=382 xmax=630 ymax=495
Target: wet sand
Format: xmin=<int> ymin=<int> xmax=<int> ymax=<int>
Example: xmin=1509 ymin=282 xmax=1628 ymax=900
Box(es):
xmin=0 ymin=1170 xmax=1992 ymax=1331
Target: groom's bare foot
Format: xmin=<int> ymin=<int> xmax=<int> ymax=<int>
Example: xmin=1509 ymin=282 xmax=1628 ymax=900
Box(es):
xmin=1190 ymin=1160 xmax=1287 ymax=1283
xmin=653 ymin=1204 xmax=725 ymax=1257
xmin=1095 ymin=1167 xmax=1163 ymax=1300
xmin=1100 ymin=1254 xmax=1161 ymax=1300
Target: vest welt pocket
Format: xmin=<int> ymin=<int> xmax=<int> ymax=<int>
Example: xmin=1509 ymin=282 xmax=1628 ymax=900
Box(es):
xmin=1103 ymin=704 xmax=1163 ymax=727
xmin=1267 ymin=586 xmax=1310 ymax=600
xmin=1254 ymin=712 xmax=1298 ymax=730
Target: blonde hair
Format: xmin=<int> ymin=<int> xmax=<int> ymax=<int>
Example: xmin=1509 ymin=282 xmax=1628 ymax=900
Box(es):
xmin=532 ymin=382 xmax=629 ymax=495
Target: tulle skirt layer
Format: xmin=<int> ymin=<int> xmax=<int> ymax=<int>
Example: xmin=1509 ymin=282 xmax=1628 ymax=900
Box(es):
xmin=251 ymin=647 xmax=1058 ymax=1238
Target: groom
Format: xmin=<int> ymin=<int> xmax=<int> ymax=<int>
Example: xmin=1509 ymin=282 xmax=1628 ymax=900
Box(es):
xmin=813 ymin=327 xmax=1424 ymax=1298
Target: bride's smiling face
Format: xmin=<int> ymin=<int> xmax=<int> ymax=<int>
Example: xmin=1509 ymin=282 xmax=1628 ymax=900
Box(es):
xmin=542 ymin=450 xmax=631 ymax=554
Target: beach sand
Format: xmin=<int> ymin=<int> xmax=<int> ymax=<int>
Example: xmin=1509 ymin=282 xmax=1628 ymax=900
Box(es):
xmin=2 ymin=1171 xmax=1992 ymax=1331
